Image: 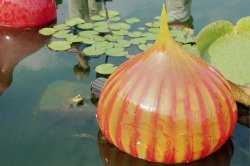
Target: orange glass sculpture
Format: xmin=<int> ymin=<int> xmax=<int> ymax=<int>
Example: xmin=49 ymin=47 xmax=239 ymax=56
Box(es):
xmin=96 ymin=5 xmax=238 ymax=164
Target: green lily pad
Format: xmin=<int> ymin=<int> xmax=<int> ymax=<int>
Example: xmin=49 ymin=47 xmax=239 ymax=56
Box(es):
xmin=114 ymin=40 xmax=131 ymax=48
xmin=137 ymin=27 xmax=146 ymax=31
xmin=105 ymin=34 xmax=124 ymax=42
xmin=66 ymin=35 xmax=83 ymax=43
xmin=65 ymin=17 xmax=85 ymax=26
xmin=138 ymin=43 xmax=153 ymax=51
xmin=111 ymin=23 xmax=131 ymax=30
xmin=145 ymin=21 xmax=160 ymax=28
xmin=105 ymin=47 xmax=128 ymax=57
xmin=127 ymin=31 xmax=142 ymax=38
xmin=236 ymin=16 xmax=250 ymax=33
xmin=154 ymin=16 xmax=160 ymax=20
xmin=126 ymin=54 xmax=136 ymax=59
xmin=92 ymin=41 xmax=114 ymax=50
xmin=81 ymin=37 xmax=95 ymax=44
xmin=99 ymin=10 xmax=119 ymax=18
xmin=125 ymin=17 xmax=140 ymax=24
xmin=39 ymin=28 xmax=58 ymax=36
xmin=79 ymin=30 xmax=99 ymax=37
xmin=110 ymin=16 xmax=121 ymax=22
xmin=112 ymin=30 xmax=128 ymax=36
xmin=82 ymin=46 xmax=105 ymax=57
xmin=52 ymin=30 xmax=72 ymax=38
xmin=174 ymin=36 xmax=187 ymax=43
xmin=196 ymin=18 xmax=250 ymax=85
xmin=78 ymin=23 xmax=94 ymax=30
xmin=48 ymin=41 xmax=71 ymax=51
xmin=130 ymin=38 xmax=147 ymax=45
xmin=148 ymin=28 xmax=160 ymax=33
xmin=90 ymin=15 xmax=105 ymax=21
xmin=182 ymin=44 xmax=199 ymax=55
xmin=94 ymin=26 xmax=110 ymax=33
xmin=94 ymin=21 xmax=108 ymax=27
xmin=95 ymin=63 xmax=117 ymax=75
xmin=170 ymin=29 xmax=186 ymax=37
xmin=53 ymin=24 xmax=70 ymax=30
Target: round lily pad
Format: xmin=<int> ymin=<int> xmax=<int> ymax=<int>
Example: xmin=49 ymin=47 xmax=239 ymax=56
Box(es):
xmin=170 ymin=29 xmax=186 ymax=37
xmin=65 ymin=17 xmax=85 ymax=26
xmin=111 ymin=23 xmax=131 ymax=30
xmin=110 ymin=17 xmax=121 ymax=22
xmin=79 ymin=30 xmax=99 ymax=37
xmin=112 ymin=30 xmax=128 ymax=36
xmin=105 ymin=34 xmax=124 ymax=42
xmin=81 ymin=37 xmax=95 ymax=44
xmin=125 ymin=17 xmax=140 ymax=24
xmin=95 ymin=63 xmax=117 ymax=75
xmin=94 ymin=21 xmax=108 ymax=27
xmin=145 ymin=21 xmax=160 ymax=28
xmin=66 ymin=35 xmax=83 ymax=43
xmin=93 ymin=36 xmax=106 ymax=42
xmin=39 ymin=28 xmax=58 ymax=36
xmin=130 ymin=38 xmax=147 ymax=45
xmin=105 ymin=47 xmax=128 ymax=57
xmin=92 ymin=41 xmax=114 ymax=50
xmin=137 ymin=27 xmax=146 ymax=31
xmin=138 ymin=43 xmax=153 ymax=51
xmin=127 ymin=31 xmax=142 ymax=38
xmin=148 ymin=28 xmax=160 ymax=33
xmin=78 ymin=23 xmax=94 ymax=30
xmin=126 ymin=54 xmax=136 ymax=59
xmin=53 ymin=24 xmax=70 ymax=30
xmin=99 ymin=10 xmax=119 ymax=18
xmin=94 ymin=26 xmax=110 ymax=33
xmin=52 ymin=30 xmax=72 ymax=38
xmin=114 ymin=40 xmax=131 ymax=48
xmin=83 ymin=46 xmax=105 ymax=57
xmin=48 ymin=41 xmax=71 ymax=51
xmin=90 ymin=15 xmax=105 ymax=21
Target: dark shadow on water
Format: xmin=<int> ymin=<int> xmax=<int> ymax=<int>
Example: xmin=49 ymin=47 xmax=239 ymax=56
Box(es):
xmin=0 ymin=26 xmax=51 ymax=95
xmin=97 ymin=131 xmax=234 ymax=166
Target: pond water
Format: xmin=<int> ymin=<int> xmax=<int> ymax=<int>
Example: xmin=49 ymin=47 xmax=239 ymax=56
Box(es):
xmin=0 ymin=0 xmax=249 ymax=165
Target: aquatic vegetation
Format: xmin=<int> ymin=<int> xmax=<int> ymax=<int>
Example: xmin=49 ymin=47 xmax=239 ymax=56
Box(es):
xmin=96 ymin=6 xmax=237 ymax=164
xmin=95 ymin=64 xmax=117 ymax=75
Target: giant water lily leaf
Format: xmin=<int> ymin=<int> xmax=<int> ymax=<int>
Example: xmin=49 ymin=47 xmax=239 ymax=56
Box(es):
xmin=99 ymin=10 xmax=119 ymax=18
xmin=95 ymin=63 xmax=117 ymax=75
xmin=48 ymin=41 xmax=71 ymax=51
xmin=39 ymin=28 xmax=58 ymax=36
xmin=65 ymin=17 xmax=85 ymax=26
xmin=196 ymin=17 xmax=250 ymax=85
xmin=83 ymin=46 xmax=105 ymax=57
xmin=39 ymin=81 xmax=93 ymax=111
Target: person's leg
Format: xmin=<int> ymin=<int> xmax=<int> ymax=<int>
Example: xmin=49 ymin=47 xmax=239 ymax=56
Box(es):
xmin=166 ymin=0 xmax=192 ymax=22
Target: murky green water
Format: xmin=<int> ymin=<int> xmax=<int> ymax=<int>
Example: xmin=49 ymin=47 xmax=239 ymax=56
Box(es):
xmin=0 ymin=0 xmax=249 ymax=165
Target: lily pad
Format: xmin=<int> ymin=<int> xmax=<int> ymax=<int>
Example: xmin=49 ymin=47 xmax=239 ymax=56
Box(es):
xmin=52 ymin=30 xmax=72 ymax=38
xmin=148 ymin=28 xmax=160 ymax=33
xmin=48 ymin=41 xmax=71 ymax=51
xmin=112 ymin=30 xmax=128 ymax=36
xmin=65 ymin=17 xmax=85 ymax=26
xmin=127 ymin=31 xmax=142 ymax=38
xmin=182 ymin=44 xmax=199 ymax=55
xmin=105 ymin=34 xmax=124 ymax=42
xmin=114 ymin=40 xmax=131 ymax=48
xmin=94 ymin=26 xmax=110 ymax=33
xmin=78 ymin=23 xmax=94 ymax=30
xmin=137 ymin=27 xmax=146 ymax=31
xmin=170 ymin=29 xmax=186 ymax=37
xmin=111 ymin=23 xmax=131 ymax=30
xmin=138 ymin=43 xmax=153 ymax=51
xmin=126 ymin=54 xmax=136 ymax=59
xmin=79 ymin=30 xmax=99 ymax=37
xmin=66 ymin=35 xmax=83 ymax=43
xmin=125 ymin=17 xmax=140 ymax=24
xmin=130 ymin=38 xmax=147 ymax=45
xmin=95 ymin=63 xmax=117 ymax=75
xmin=99 ymin=10 xmax=119 ymax=18
xmin=39 ymin=28 xmax=58 ymax=36
xmin=196 ymin=18 xmax=250 ymax=85
xmin=94 ymin=21 xmax=108 ymax=27
xmin=90 ymin=15 xmax=106 ymax=21
xmin=83 ymin=46 xmax=105 ymax=57
xmin=92 ymin=41 xmax=114 ymax=50
xmin=53 ymin=24 xmax=70 ymax=30
xmin=105 ymin=47 xmax=128 ymax=57
xmin=110 ymin=16 xmax=121 ymax=22
xmin=145 ymin=21 xmax=160 ymax=28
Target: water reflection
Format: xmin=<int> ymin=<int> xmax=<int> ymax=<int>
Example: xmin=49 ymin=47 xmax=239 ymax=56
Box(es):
xmin=0 ymin=27 xmax=50 ymax=95
xmin=68 ymin=0 xmax=103 ymax=20
xmin=97 ymin=131 xmax=234 ymax=166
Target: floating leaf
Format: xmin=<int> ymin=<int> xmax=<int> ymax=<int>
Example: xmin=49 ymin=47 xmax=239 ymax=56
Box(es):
xmin=174 ymin=36 xmax=187 ymax=43
xmin=39 ymin=28 xmax=58 ymax=36
xmin=83 ymin=46 xmax=105 ymax=57
xmin=66 ymin=35 xmax=83 ymax=43
xmin=78 ymin=23 xmax=94 ymax=30
xmin=94 ymin=26 xmax=110 ymax=33
xmin=154 ymin=16 xmax=160 ymax=20
xmin=99 ymin=10 xmax=119 ymax=18
xmin=111 ymin=23 xmax=131 ymax=30
xmin=127 ymin=31 xmax=142 ymax=38
xmin=112 ymin=30 xmax=128 ymax=36
xmin=92 ymin=41 xmax=114 ymax=50
xmin=137 ymin=27 xmax=145 ymax=31
xmin=81 ymin=37 xmax=95 ymax=44
xmin=65 ymin=17 xmax=85 ymax=26
xmin=148 ymin=28 xmax=160 ymax=33
xmin=145 ymin=21 xmax=160 ymax=28
xmin=114 ymin=40 xmax=131 ymax=48
xmin=90 ymin=15 xmax=105 ymax=21
xmin=95 ymin=63 xmax=117 ymax=75
xmin=105 ymin=34 xmax=124 ymax=42
xmin=138 ymin=43 xmax=153 ymax=51
xmin=53 ymin=24 xmax=70 ymax=30
xmin=94 ymin=21 xmax=108 ymax=27
xmin=48 ymin=41 xmax=71 ymax=51
xmin=170 ymin=29 xmax=186 ymax=37
xmin=105 ymin=47 xmax=128 ymax=57
xmin=236 ymin=16 xmax=250 ymax=33
xmin=125 ymin=54 xmax=136 ymax=59
xmin=79 ymin=30 xmax=99 ymax=37
xmin=125 ymin=17 xmax=140 ymax=24
xmin=196 ymin=19 xmax=250 ymax=85
xmin=182 ymin=44 xmax=199 ymax=55
xmin=52 ymin=30 xmax=72 ymax=38
xmin=130 ymin=38 xmax=147 ymax=45
xmin=110 ymin=17 xmax=120 ymax=22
